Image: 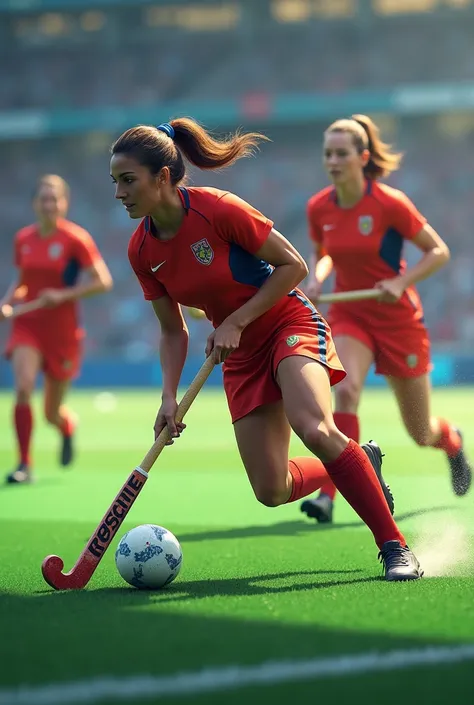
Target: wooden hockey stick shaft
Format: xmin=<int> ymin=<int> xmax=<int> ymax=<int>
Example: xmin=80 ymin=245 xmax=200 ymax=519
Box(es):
xmin=317 ymin=289 xmax=382 ymax=304
xmin=1 ymin=299 xmax=44 ymax=320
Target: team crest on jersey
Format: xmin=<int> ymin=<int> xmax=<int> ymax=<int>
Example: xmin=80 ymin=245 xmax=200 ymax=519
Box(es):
xmin=286 ymin=335 xmax=300 ymax=347
xmin=48 ymin=242 xmax=63 ymax=260
xmin=191 ymin=238 xmax=214 ymax=266
xmin=358 ymin=215 xmax=373 ymax=236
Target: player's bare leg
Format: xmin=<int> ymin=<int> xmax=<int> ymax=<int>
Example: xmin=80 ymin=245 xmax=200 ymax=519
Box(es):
xmin=233 ymin=401 xmax=294 ymax=507
xmin=277 ymin=355 xmax=420 ymax=581
xmin=44 ymin=375 xmax=77 ymax=467
xmin=6 ymin=345 xmax=41 ymax=484
xmin=388 ymin=374 xmax=471 ymax=496
xmin=301 ymin=334 xmax=374 ymax=522
xmin=235 ymin=398 xmax=348 ymax=507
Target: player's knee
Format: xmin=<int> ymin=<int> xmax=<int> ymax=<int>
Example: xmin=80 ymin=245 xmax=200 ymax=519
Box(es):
xmin=253 ymin=484 xmax=287 ymax=507
xmin=294 ymin=418 xmax=344 ymax=461
xmin=44 ymin=407 xmax=59 ymax=425
xmin=15 ymin=378 xmax=35 ymax=402
xmin=408 ymin=427 xmax=432 ymax=447
xmin=335 ymin=381 xmax=361 ymax=413
xmin=302 ymin=425 xmax=333 ymax=457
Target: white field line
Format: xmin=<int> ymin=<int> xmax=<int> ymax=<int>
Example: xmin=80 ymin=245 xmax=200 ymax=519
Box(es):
xmin=1 ymin=644 xmax=474 ymax=705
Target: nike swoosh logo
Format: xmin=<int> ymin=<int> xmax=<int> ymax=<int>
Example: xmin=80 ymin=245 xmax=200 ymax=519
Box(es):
xmin=323 ymin=224 xmax=335 ymax=231
xmin=151 ymin=261 xmax=166 ymax=272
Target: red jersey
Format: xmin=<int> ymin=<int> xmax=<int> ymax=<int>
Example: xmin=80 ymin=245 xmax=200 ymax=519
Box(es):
xmin=128 ymin=186 xmax=322 ymax=354
xmin=128 ymin=187 xmax=277 ymax=329
xmin=307 ymin=181 xmax=427 ymax=327
xmin=14 ymin=218 xmax=102 ymax=336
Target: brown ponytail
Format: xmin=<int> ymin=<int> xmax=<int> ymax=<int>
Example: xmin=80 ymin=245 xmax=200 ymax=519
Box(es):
xmin=171 ymin=117 xmax=268 ymax=170
xmin=111 ymin=118 xmax=269 ymax=185
xmin=325 ymin=114 xmax=402 ymax=180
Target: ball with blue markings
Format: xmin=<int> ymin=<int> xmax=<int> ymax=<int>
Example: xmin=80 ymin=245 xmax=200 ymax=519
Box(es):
xmin=115 ymin=524 xmax=182 ymax=589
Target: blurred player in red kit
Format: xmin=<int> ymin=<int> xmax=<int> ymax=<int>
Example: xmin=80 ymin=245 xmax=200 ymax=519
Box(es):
xmin=0 ymin=175 xmax=113 ymax=484
xmin=302 ymin=114 xmax=471 ymax=524
xmin=110 ymin=117 xmax=423 ymax=580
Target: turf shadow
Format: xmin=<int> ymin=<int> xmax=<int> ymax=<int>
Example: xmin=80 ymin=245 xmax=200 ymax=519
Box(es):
xmin=88 ymin=568 xmax=380 ymax=603
xmin=1 ymin=585 xmax=471 ymax=705
xmin=177 ymin=505 xmax=457 ymax=544
xmin=34 ymin=568 xmax=367 ymax=599
xmin=0 ymin=476 xmax=65 ymax=491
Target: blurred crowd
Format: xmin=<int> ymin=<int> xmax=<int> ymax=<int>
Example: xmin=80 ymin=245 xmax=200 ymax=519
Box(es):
xmin=3 ymin=14 xmax=474 ymax=110
xmin=2 ymin=10 xmax=474 ymax=358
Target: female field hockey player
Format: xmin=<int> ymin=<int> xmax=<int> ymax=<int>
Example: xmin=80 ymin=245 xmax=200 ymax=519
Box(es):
xmin=0 ymin=175 xmax=113 ymax=484
xmin=302 ymin=114 xmax=471 ymax=525
xmin=111 ymin=118 xmax=424 ymax=581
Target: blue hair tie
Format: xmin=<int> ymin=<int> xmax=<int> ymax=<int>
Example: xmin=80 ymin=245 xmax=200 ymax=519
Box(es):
xmin=157 ymin=123 xmax=175 ymax=139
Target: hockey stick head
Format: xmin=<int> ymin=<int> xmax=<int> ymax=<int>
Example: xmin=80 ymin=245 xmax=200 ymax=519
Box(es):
xmin=41 ymin=554 xmax=96 ymax=591
xmin=41 ymin=468 xmax=149 ymax=590
xmin=40 ymin=358 xmax=216 ymax=591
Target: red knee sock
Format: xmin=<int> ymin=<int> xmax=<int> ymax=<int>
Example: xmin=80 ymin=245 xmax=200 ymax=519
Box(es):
xmin=14 ymin=403 xmax=33 ymax=466
xmin=323 ymin=440 xmax=405 ymax=549
xmin=286 ymin=457 xmax=330 ymax=503
xmin=58 ymin=413 xmax=75 ymax=437
xmin=433 ymin=418 xmax=461 ymax=458
xmin=319 ymin=412 xmax=360 ymax=501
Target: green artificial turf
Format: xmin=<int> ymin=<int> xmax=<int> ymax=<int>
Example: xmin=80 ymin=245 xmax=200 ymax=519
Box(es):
xmin=0 ymin=387 xmax=473 ymax=703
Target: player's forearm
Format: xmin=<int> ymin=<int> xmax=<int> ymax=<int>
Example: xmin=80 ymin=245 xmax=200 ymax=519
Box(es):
xmin=313 ymin=254 xmax=333 ymax=283
xmin=228 ymin=261 xmax=308 ymax=330
xmin=160 ymin=329 xmax=189 ymax=400
xmin=398 ymin=247 xmax=450 ymax=288
xmin=62 ymin=277 xmax=113 ymax=302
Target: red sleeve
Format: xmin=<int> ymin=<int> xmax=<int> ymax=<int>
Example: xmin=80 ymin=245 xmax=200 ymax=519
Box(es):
xmin=306 ymin=198 xmax=329 ymax=257
xmin=214 ymin=192 xmax=273 ymax=254
xmin=390 ymin=191 xmax=427 ymax=240
xmin=72 ymin=229 xmax=103 ymax=269
xmin=128 ymin=238 xmax=167 ymax=301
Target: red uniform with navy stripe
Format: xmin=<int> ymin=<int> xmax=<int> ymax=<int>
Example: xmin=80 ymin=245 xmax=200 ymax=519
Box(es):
xmin=128 ymin=187 xmax=345 ymax=422
xmin=6 ymin=218 xmax=102 ymax=380
xmin=307 ymin=181 xmax=431 ymax=378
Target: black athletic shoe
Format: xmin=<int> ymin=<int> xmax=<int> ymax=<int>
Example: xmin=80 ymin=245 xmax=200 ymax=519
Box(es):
xmin=300 ymin=493 xmax=333 ymax=523
xmin=361 ymin=440 xmax=395 ymax=515
xmin=60 ymin=431 xmax=74 ymax=467
xmin=379 ymin=540 xmax=423 ymax=581
xmin=6 ymin=463 xmax=33 ymax=484
xmin=448 ymin=429 xmax=471 ymax=497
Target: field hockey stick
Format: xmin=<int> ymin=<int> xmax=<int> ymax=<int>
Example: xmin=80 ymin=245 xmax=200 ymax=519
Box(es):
xmin=0 ymin=299 xmax=44 ymax=320
xmin=317 ymin=289 xmax=383 ymax=304
xmin=41 ymin=355 xmax=216 ymax=590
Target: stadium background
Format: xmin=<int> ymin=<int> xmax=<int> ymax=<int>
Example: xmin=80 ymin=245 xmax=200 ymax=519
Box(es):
xmin=1 ymin=0 xmax=474 ymax=388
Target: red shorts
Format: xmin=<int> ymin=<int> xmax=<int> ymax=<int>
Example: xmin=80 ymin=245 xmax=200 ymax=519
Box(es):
xmin=329 ymin=315 xmax=432 ymax=378
xmin=5 ymin=323 xmax=82 ymax=381
xmin=223 ymin=304 xmax=345 ymax=423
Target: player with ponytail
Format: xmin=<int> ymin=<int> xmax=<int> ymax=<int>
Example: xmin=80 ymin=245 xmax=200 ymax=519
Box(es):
xmin=303 ymin=114 xmax=470 ymax=524
xmin=110 ymin=116 xmax=424 ymax=580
